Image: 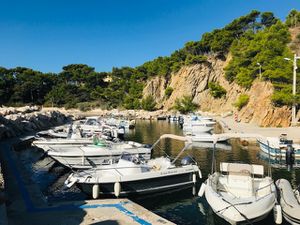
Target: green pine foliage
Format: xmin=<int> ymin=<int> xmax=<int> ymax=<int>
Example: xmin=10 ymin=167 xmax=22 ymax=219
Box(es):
xmin=141 ymin=95 xmax=156 ymax=111
xmin=234 ymin=94 xmax=250 ymax=110
xmin=164 ymin=86 xmax=173 ymax=98
xmin=173 ymin=95 xmax=198 ymax=114
xmin=208 ymin=82 xmax=227 ymax=98
xmin=224 ymin=16 xmax=299 ymax=106
xmin=0 ymin=10 xmax=299 ymax=109
xmin=286 ymin=9 xmax=300 ymax=27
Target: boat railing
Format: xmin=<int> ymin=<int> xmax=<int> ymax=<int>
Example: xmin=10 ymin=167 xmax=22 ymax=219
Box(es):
xmin=254 ymin=181 xmax=274 ymax=199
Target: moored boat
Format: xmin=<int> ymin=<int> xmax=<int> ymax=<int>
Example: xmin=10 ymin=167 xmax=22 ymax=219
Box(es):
xmin=64 ymin=134 xmax=202 ymax=199
xmin=45 ymin=140 xmax=152 ymax=169
xmin=201 ymin=162 xmax=278 ymax=224
xmin=276 ymin=179 xmax=300 ymax=225
xmin=257 ymin=135 xmax=300 ymax=159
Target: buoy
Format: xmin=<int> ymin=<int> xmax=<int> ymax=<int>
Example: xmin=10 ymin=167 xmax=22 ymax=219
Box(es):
xmin=114 ymin=182 xmax=121 ymax=197
xmin=273 ymin=204 xmax=282 ymax=224
xmin=92 ymin=184 xmax=99 ymax=199
xmin=193 ymin=173 xmax=197 ymax=183
xmin=198 ymin=183 xmax=206 ymax=197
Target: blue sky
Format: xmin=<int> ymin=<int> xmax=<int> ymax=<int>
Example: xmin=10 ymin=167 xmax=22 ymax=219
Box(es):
xmin=1 ymin=0 xmax=299 ymax=73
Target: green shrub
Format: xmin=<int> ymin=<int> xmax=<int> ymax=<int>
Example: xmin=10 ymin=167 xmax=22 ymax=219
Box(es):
xmin=173 ymin=95 xmax=198 ymax=114
xmin=165 ymin=87 xmax=173 ymax=98
xmin=141 ymin=95 xmax=156 ymax=111
xmin=208 ymin=82 xmax=227 ymax=98
xmin=234 ymin=94 xmax=250 ymax=110
xmin=185 ymin=55 xmax=208 ymax=65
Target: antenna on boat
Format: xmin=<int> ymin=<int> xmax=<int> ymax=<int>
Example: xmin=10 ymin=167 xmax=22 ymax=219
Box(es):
xmin=211 ymin=136 xmax=217 ymax=174
xmin=267 ymin=139 xmax=272 ymax=177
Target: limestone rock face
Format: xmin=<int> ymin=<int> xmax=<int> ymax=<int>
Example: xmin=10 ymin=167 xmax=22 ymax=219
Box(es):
xmin=143 ymin=76 xmax=168 ymax=108
xmin=143 ymin=55 xmax=291 ymax=127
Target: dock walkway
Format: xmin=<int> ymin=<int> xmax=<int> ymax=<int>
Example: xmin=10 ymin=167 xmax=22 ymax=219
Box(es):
xmin=217 ymin=116 xmax=300 ymax=142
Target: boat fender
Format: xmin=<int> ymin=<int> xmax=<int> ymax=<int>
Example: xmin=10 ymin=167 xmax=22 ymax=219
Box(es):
xmin=198 ymin=170 xmax=202 ymax=179
xmin=92 ymin=184 xmax=100 ymax=199
xmin=273 ymin=204 xmax=282 ymax=224
xmin=198 ymin=183 xmax=206 ymax=197
xmin=114 ymin=182 xmax=121 ymax=197
xmin=193 ymin=173 xmax=197 ymax=183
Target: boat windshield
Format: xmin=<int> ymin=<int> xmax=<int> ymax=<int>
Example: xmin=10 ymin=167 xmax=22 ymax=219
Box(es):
xmin=85 ymin=118 xmax=99 ymax=126
xmin=120 ymin=153 xmax=140 ymax=164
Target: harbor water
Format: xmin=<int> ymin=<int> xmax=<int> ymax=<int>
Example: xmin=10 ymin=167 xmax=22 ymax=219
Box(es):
xmin=16 ymin=120 xmax=300 ymax=225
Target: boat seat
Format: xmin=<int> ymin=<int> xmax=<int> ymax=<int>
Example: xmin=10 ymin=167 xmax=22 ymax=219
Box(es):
xmin=219 ymin=163 xmax=254 ymax=198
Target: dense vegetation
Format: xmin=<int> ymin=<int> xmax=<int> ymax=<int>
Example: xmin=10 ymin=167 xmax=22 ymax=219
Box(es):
xmin=208 ymin=82 xmax=227 ymax=98
xmin=173 ymin=95 xmax=198 ymax=114
xmin=0 ymin=10 xmax=299 ymax=110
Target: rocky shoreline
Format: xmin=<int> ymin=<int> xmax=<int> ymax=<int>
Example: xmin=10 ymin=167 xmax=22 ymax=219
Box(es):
xmin=0 ymin=106 xmax=71 ymax=141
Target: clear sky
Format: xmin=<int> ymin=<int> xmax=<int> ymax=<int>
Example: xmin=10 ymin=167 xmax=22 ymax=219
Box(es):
xmin=1 ymin=0 xmax=299 ymax=73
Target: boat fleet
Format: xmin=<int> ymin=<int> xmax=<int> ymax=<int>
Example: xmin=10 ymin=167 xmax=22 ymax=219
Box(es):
xmin=31 ymin=115 xmax=300 ymax=225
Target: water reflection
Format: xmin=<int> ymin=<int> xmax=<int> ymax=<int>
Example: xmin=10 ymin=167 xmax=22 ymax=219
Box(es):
xmin=17 ymin=120 xmax=300 ymax=225
xmin=126 ymin=120 xmax=299 ymax=225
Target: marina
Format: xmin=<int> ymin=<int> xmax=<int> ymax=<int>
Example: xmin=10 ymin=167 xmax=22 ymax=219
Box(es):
xmin=1 ymin=119 xmax=300 ymax=225
xmin=1 ymin=3 xmax=300 ymax=225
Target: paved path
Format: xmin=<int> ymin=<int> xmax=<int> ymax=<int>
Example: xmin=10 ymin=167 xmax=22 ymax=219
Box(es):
xmin=217 ymin=116 xmax=300 ymax=142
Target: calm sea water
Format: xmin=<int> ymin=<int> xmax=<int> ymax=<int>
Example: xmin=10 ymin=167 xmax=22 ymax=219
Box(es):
xmin=17 ymin=120 xmax=300 ymax=225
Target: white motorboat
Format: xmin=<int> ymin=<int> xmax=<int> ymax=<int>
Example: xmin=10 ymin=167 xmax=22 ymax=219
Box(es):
xmin=202 ymin=162 xmax=277 ymax=224
xmin=105 ymin=118 xmax=135 ymax=129
xmin=45 ymin=141 xmax=152 ymax=169
xmin=276 ymin=179 xmax=300 ymax=225
xmin=168 ymin=115 xmax=178 ymax=122
xmin=37 ymin=124 xmax=73 ymax=138
xmin=190 ymin=141 xmax=232 ymax=151
xmin=64 ymin=134 xmax=202 ymax=199
xmin=33 ymin=123 xmax=125 ymax=150
xmin=183 ymin=115 xmax=216 ymax=134
xmin=186 ymin=133 xmax=229 ymax=143
xmin=257 ymin=134 xmax=300 ymax=159
xmin=79 ymin=116 xmax=103 ymax=134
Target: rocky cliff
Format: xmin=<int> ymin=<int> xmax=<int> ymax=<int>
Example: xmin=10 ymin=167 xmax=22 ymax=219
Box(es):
xmin=143 ymin=55 xmax=292 ymax=127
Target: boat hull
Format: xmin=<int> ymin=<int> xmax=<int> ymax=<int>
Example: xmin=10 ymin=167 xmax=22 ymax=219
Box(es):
xmin=276 ymin=179 xmax=300 ymax=225
xmin=205 ymin=184 xmax=275 ymax=225
xmin=78 ymin=171 xmax=198 ymax=197
xmin=258 ymin=140 xmax=300 ymax=159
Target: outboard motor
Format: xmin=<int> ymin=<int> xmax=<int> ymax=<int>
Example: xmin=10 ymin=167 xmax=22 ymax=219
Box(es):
xmin=67 ymin=123 xmax=74 ymax=139
xmin=178 ymin=116 xmax=184 ymax=128
xmin=117 ymin=126 xmax=125 ymax=140
xmin=181 ymin=156 xmax=196 ymax=166
xmin=286 ymin=144 xmax=295 ymax=171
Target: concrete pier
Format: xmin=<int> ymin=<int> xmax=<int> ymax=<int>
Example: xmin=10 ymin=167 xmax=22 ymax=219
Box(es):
xmin=217 ymin=116 xmax=300 ymax=142
xmin=0 ymin=136 xmax=175 ymax=225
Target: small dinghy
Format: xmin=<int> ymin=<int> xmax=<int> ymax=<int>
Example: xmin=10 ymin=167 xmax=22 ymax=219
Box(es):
xmin=64 ymin=134 xmax=202 ymax=199
xmin=276 ymin=179 xmax=300 ymax=225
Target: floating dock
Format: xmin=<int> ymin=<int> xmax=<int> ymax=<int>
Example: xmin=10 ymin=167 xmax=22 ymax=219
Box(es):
xmin=0 ymin=136 xmax=175 ymax=225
